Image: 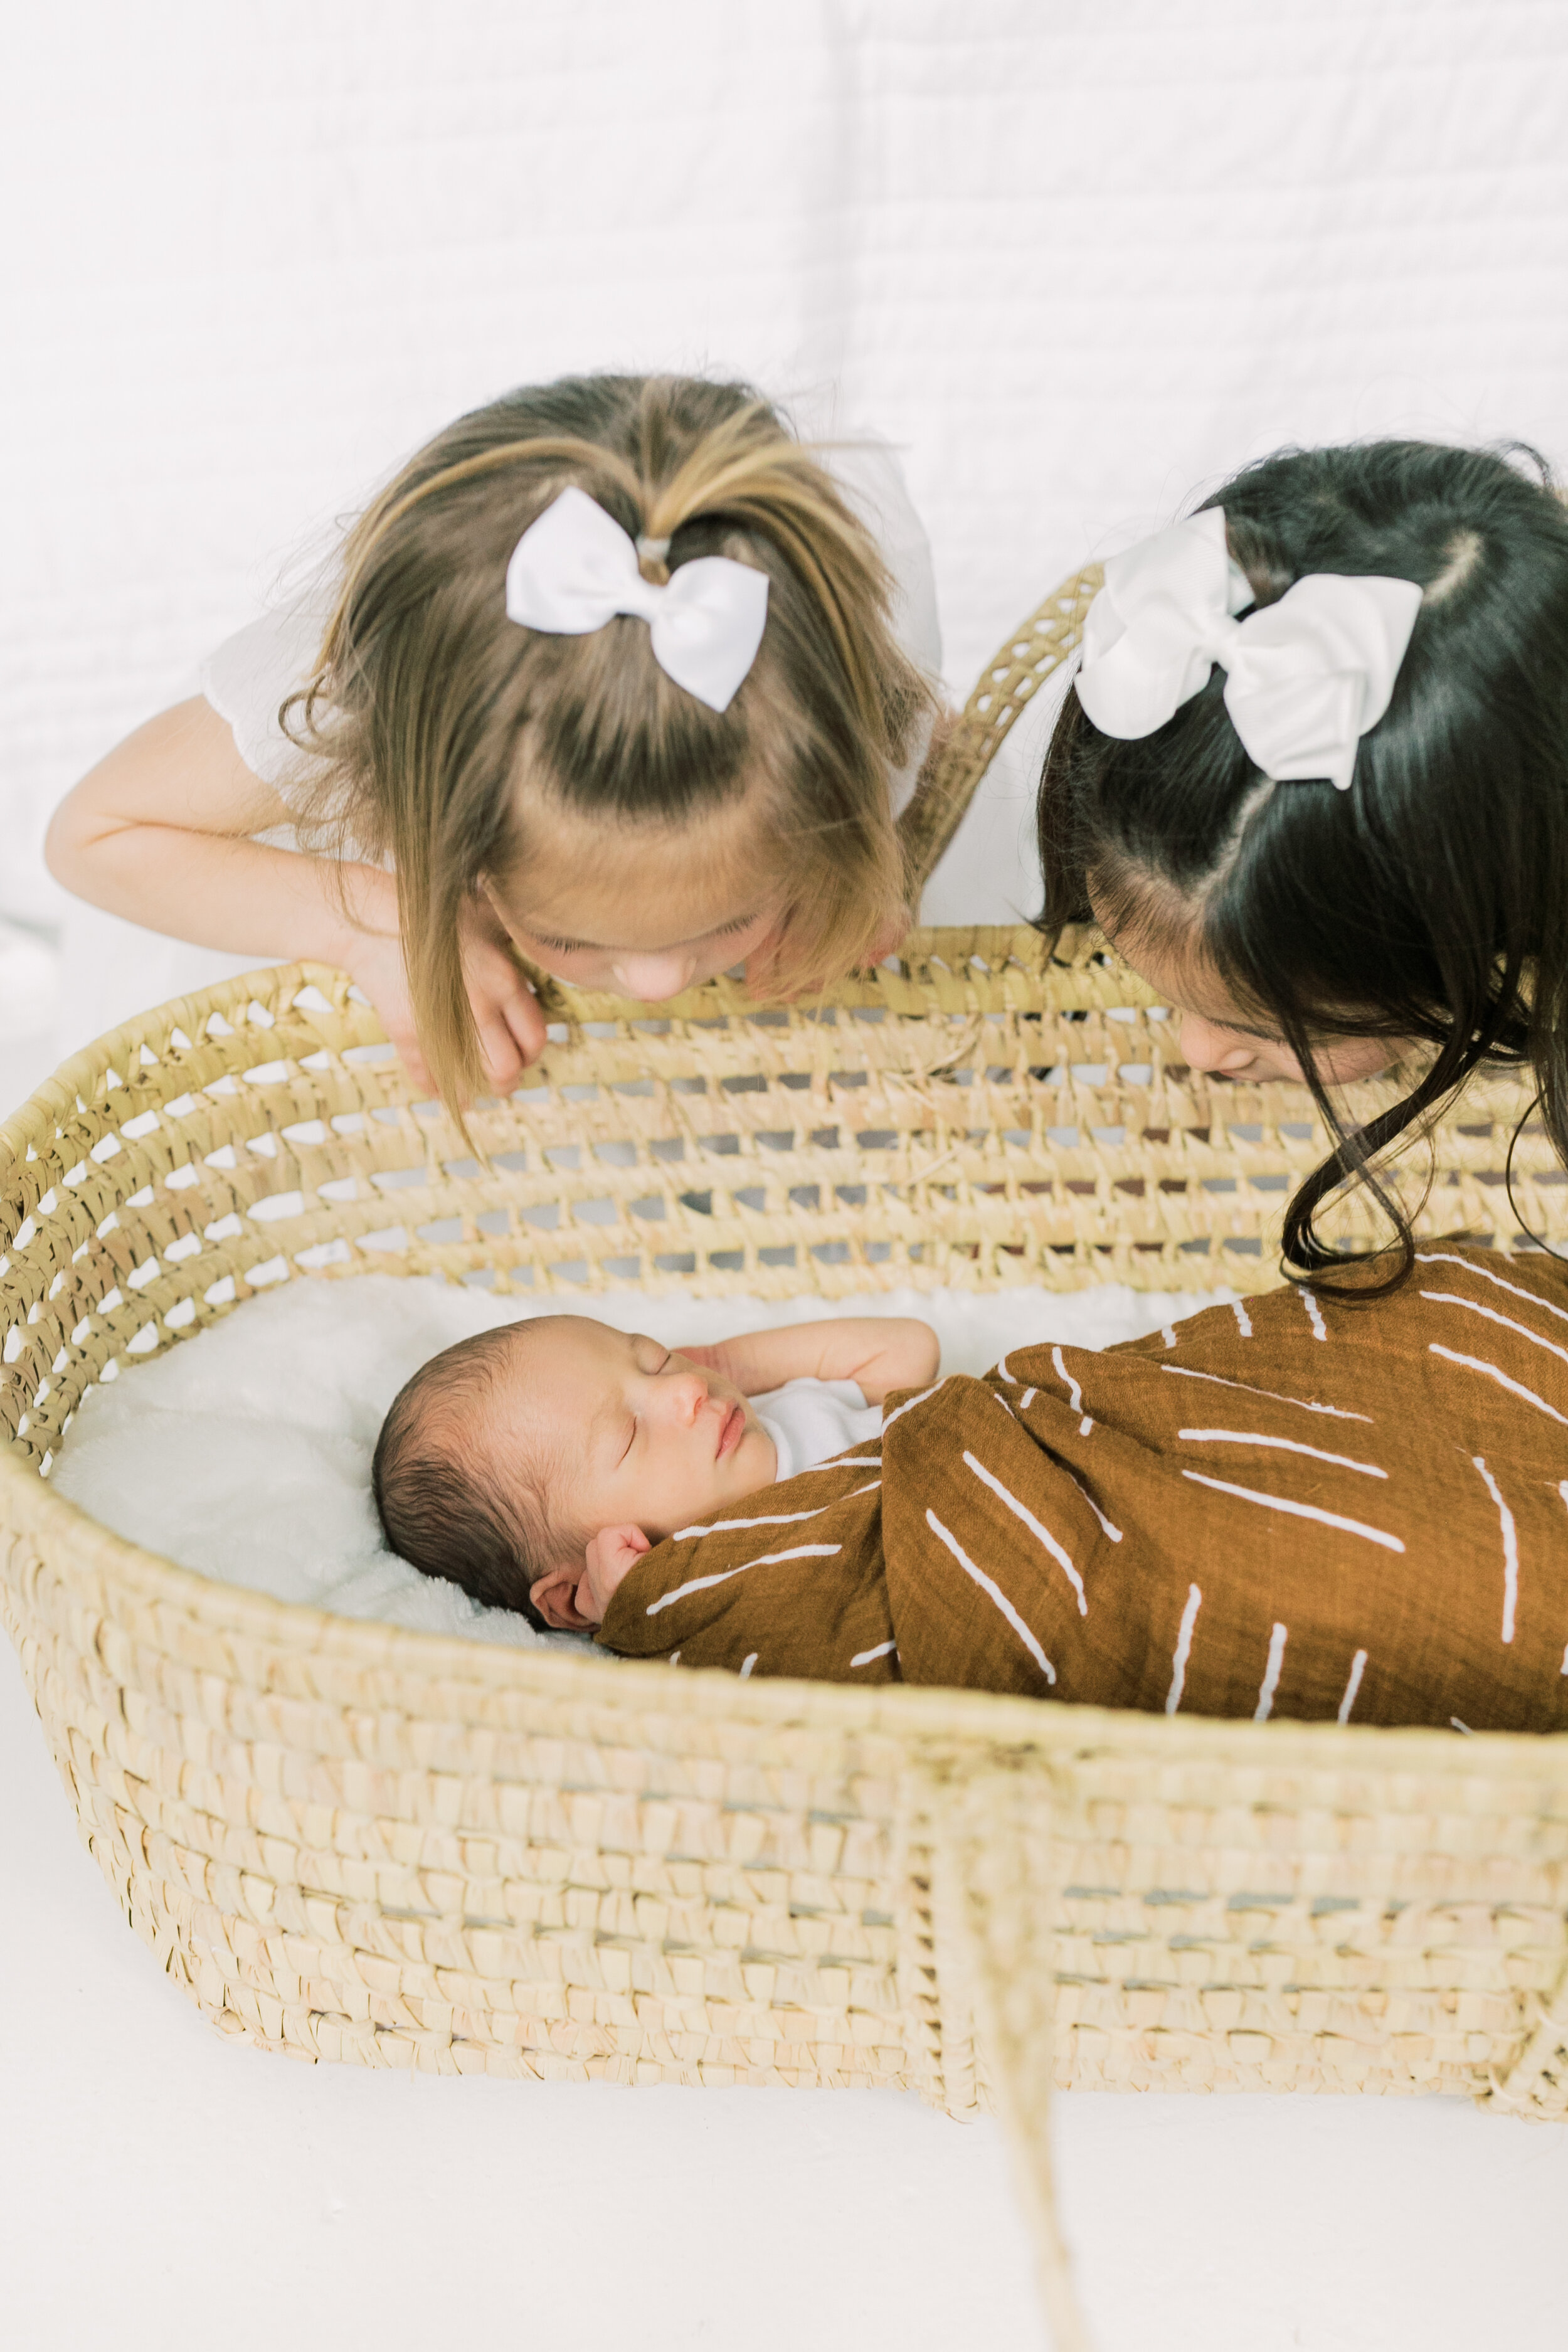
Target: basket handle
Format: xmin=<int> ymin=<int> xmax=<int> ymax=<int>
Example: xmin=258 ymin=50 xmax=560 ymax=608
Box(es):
xmin=927 ymin=1760 xmax=1094 ymax=2352
xmin=898 ymin=564 xmax=1104 ymax=895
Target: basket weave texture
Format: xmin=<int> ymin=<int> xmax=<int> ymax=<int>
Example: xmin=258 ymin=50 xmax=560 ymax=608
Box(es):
xmin=4 ymin=579 xmax=1568 ymax=2326
xmin=3 ymin=950 xmax=1567 ymax=2117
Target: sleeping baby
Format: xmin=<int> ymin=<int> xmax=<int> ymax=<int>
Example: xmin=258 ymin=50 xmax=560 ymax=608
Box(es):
xmin=377 ymin=1246 xmax=1568 ymax=1735
xmin=571 ymin=1244 xmax=1568 ymax=1733
xmin=372 ymin=1311 xmax=938 ymax=1633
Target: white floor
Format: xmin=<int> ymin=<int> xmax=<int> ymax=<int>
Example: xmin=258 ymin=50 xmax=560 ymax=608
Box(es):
xmin=3 ymin=1640 xmax=1565 ymax=2351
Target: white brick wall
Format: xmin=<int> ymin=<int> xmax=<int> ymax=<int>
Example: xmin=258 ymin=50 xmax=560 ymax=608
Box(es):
xmin=4 ymin=0 xmax=1566 ymax=1044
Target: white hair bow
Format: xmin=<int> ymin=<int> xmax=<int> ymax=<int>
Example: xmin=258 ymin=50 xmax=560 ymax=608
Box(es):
xmin=504 ymin=485 xmax=769 ymax=713
xmin=1075 ymin=507 xmax=1423 ymax=790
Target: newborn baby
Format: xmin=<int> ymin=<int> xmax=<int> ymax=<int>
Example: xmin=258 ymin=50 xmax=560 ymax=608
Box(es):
xmin=373 ymin=1313 xmax=938 ymax=1632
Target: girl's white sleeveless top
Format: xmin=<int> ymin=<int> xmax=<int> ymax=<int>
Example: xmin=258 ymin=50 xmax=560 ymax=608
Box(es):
xmin=199 ymin=437 xmax=944 ymax=842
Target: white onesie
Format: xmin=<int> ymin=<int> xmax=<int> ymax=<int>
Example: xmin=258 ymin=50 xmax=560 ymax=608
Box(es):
xmin=751 ymin=1376 xmax=882 ymax=1482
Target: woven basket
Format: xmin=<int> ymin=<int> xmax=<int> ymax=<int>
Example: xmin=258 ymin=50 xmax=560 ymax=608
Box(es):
xmin=5 ymin=578 xmax=1568 ymax=2340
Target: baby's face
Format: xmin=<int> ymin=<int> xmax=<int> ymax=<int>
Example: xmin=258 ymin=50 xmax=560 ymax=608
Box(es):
xmin=493 ymin=1318 xmax=778 ymax=1557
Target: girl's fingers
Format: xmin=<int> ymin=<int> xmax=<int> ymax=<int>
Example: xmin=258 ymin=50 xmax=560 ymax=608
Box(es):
xmin=475 ymin=1008 xmax=525 ymax=1093
xmin=385 ymin=1021 xmax=434 ymax=1094
xmin=866 ymin=911 xmax=912 ymax=966
xmin=465 ymin=932 xmax=546 ymax=1082
xmin=497 ymin=976 xmax=548 ymax=1066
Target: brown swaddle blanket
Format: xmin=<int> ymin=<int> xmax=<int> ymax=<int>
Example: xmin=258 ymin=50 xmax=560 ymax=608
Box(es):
xmin=598 ymin=1246 xmax=1568 ymax=1730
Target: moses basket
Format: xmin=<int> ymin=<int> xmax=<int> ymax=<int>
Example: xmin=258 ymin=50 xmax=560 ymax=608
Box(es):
xmin=5 ymin=573 xmax=1568 ymax=2337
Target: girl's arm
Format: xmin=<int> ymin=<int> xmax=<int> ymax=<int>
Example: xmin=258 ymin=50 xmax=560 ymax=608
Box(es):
xmin=682 ymin=1317 xmax=939 ymax=1406
xmin=45 ymin=698 xmax=545 ymax=1093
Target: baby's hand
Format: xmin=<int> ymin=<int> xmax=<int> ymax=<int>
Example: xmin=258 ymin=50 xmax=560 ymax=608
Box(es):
xmin=578 ymin=1524 xmax=652 ymax=1625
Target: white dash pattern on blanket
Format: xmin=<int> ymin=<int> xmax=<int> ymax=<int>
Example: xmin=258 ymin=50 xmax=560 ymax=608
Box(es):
xmin=1177 ymin=1428 xmax=1388 ymax=1478
xmin=1338 ymin=1649 xmax=1369 ymax=1724
xmin=674 ymin=1482 xmax=877 ymax=1540
xmin=881 ymin=1379 xmax=946 ymax=1432
xmin=1472 ymin=1455 xmax=1519 ymax=1643
xmin=995 ymin=1387 xmax=1122 ymax=1540
xmin=924 ymin=1508 xmax=1055 ymax=1683
xmin=1254 ymin=1621 xmax=1288 ymax=1722
xmin=1166 ymin=1582 xmax=1202 ymax=1715
xmin=1429 ymin=1345 xmax=1568 ymax=1428
xmin=1052 ymin=1345 xmax=1093 ymax=1435
xmin=1421 ymin=1290 xmax=1568 ymax=1369
xmin=1062 ymin=1463 xmax=1122 ymax=1543
xmin=1232 ymin=1299 xmax=1253 ymax=1338
xmin=1301 ymin=1290 xmax=1328 ymax=1342
xmin=850 ymin=1639 xmax=896 ymax=1668
xmin=645 ymin=1543 xmax=841 ymax=1616
xmin=1160 ymin=1364 xmax=1371 ymax=1422
xmin=963 ymin=1448 xmax=1087 ymax=1614
xmin=1181 ymin=1472 xmax=1406 ymax=1552
xmin=1416 ymin=1252 xmax=1568 ymax=1329
xmin=675 ymin=1504 xmax=832 ymax=1540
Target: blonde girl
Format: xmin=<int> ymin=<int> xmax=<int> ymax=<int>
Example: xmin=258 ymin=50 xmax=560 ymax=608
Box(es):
xmin=48 ymin=374 xmax=940 ymax=1106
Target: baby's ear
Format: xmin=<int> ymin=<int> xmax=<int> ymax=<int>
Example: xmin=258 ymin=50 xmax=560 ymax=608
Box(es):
xmin=527 ymin=1562 xmax=593 ymax=1631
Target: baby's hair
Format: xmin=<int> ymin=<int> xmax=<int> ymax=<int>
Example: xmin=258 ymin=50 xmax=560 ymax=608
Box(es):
xmin=372 ymin=1321 xmax=585 ymax=1630
xmin=1038 ymin=438 xmax=1568 ymax=1293
xmin=284 ymin=373 xmax=931 ymax=1108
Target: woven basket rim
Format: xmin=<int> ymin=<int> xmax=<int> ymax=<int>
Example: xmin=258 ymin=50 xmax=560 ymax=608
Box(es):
xmin=0 ymin=920 xmax=1080 ymax=1167
xmin=9 ymin=954 xmax=1568 ymax=1775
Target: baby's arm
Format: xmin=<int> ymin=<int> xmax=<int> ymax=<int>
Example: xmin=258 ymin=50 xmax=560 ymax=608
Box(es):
xmin=45 ymin=699 xmax=544 ymax=1093
xmin=682 ymin=1317 xmax=938 ymax=1406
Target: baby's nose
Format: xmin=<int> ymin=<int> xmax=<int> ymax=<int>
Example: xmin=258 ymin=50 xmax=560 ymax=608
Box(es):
xmin=664 ymin=1370 xmax=711 ymax=1422
xmin=609 ymin=951 xmax=696 ymax=1003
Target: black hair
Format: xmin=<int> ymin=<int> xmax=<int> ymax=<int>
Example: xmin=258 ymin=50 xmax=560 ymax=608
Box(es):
xmin=1037 ymin=438 xmax=1568 ymax=1293
xmin=371 ymin=1322 xmax=581 ymax=1630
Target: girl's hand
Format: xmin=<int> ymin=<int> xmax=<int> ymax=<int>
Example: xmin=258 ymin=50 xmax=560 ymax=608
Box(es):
xmin=331 ymin=870 xmax=546 ymax=1098
xmin=580 ymin=1524 xmax=652 ymax=1626
xmin=327 ymin=889 xmax=432 ymax=1090
xmin=457 ymin=891 xmax=549 ymax=1092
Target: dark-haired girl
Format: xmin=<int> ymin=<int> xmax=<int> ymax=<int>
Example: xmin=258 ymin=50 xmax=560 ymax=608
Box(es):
xmin=1039 ymin=440 xmax=1568 ymax=1286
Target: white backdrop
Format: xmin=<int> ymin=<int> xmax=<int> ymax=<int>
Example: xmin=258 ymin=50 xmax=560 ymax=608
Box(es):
xmin=5 ymin=8 xmax=1568 ymax=2347
xmin=5 ymin=0 xmax=1568 ymax=1064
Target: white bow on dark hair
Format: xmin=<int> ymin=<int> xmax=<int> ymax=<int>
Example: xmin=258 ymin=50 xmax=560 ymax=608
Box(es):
xmin=504 ymin=485 xmax=770 ymax=713
xmin=1076 ymin=507 xmax=1423 ymax=790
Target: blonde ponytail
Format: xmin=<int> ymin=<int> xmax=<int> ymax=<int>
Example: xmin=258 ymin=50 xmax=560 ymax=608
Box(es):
xmin=284 ymin=374 xmax=931 ymax=1111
